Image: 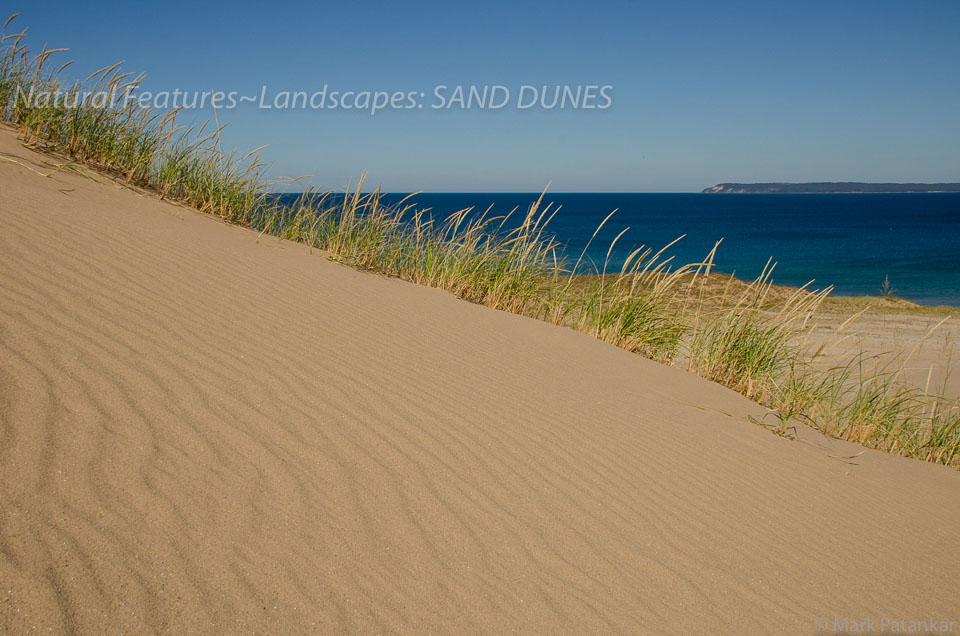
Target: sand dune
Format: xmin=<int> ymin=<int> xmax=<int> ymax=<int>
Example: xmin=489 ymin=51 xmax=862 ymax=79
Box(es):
xmin=1 ymin=127 xmax=958 ymax=634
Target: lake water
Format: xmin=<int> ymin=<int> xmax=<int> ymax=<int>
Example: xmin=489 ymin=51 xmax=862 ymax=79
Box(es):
xmin=371 ymin=193 xmax=960 ymax=306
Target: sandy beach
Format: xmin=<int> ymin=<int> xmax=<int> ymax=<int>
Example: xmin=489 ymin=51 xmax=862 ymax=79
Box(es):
xmin=2 ymin=126 xmax=959 ymax=633
xmin=809 ymin=310 xmax=960 ymax=399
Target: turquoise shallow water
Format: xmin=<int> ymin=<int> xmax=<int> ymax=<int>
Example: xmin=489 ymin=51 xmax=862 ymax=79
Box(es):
xmin=279 ymin=192 xmax=960 ymax=306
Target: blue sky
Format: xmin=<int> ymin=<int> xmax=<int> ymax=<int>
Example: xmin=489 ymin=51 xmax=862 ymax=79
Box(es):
xmin=8 ymin=0 xmax=960 ymax=191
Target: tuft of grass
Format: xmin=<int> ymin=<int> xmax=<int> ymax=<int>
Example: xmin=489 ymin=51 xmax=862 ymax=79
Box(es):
xmin=3 ymin=15 xmax=958 ymax=468
xmin=1 ymin=16 xmax=269 ymax=220
xmin=880 ymin=274 xmax=897 ymax=298
xmin=687 ymin=260 xmax=830 ymax=401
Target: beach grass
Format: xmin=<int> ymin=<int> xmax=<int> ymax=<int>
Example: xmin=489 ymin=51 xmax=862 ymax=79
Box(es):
xmin=2 ymin=14 xmax=957 ymax=467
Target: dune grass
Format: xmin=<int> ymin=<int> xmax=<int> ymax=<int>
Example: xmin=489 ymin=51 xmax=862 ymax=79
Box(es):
xmin=2 ymin=15 xmax=957 ymax=467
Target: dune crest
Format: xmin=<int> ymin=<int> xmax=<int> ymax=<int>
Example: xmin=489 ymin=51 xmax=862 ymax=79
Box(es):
xmin=1 ymin=128 xmax=958 ymax=633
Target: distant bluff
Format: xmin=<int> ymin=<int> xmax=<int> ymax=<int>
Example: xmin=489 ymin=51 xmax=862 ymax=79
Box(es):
xmin=702 ymin=182 xmax=960 ymax=193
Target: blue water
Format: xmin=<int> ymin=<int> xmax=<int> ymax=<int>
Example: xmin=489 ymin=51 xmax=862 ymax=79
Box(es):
xmin=286 ymin=192 xmax=960 ymax=306
xmin=380 ymin=193 xmax=960 ymax=306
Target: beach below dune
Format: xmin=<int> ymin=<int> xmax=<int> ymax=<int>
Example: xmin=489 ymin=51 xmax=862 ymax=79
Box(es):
xmin=566 ymin=271 xmax=960 ymax=399
xmin=1 ymin=127 xmax=959 ymax=633
xmin=718 ymin=279 xmax=960 ymax=400
xmin=807 ymin=310 xmax=960 ymax=400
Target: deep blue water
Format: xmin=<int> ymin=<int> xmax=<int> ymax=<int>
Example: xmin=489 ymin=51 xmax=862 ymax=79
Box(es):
xmin=286 ymin=193 xmax=960 ymax=306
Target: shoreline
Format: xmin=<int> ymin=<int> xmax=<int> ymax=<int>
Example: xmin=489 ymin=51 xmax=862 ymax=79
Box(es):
xmin=568 ymin=271 xmax=960 ymax=314
xmin=375 ymin=193 xmax=960 ymax=308
xmin=562 ymin=271 xmax=959 ymax=400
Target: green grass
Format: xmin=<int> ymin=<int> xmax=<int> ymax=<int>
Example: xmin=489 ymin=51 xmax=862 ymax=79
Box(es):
xmin=3 ymin=14 xmax=957 ymax=467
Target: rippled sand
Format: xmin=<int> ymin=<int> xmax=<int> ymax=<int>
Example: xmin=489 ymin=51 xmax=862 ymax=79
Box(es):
xmin=1 ymin=127 xmax=958 ymax=633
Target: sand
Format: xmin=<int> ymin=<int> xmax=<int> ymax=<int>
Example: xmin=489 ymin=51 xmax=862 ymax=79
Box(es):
xmin=809 ymin=312 xmax=960 ymax=400
xmin=1 ymin=126 xmax=958 ymax=633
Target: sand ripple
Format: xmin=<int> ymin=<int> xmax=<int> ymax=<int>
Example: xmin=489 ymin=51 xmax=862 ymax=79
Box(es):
xmin=1 ymin=130 xmax=958 ymax=633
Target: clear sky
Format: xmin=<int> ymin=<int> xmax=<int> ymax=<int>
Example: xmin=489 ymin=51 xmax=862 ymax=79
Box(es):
xmin=8 ymin=0 xmax=960 ymax=191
